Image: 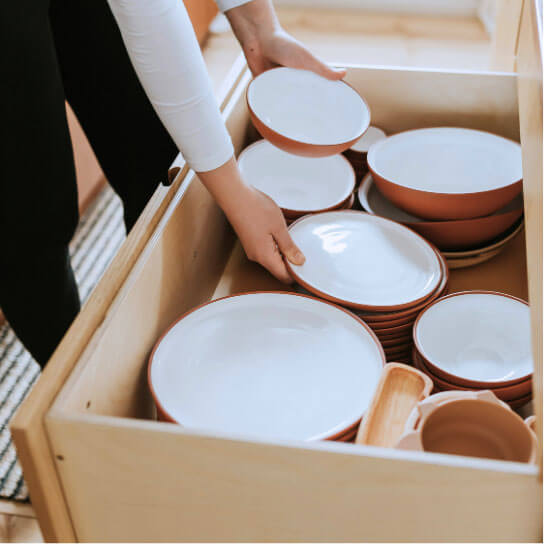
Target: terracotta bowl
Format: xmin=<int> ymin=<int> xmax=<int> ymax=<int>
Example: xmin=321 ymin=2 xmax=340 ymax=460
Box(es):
xmin=343 ymin=126 xmax=387 ymax=177
xmin=412 ymin=349 xmax=532 ymax=402
xmin=414 ymin=291 xmax=532 ymax=388
xmin=397 ymin=396 xmax=536 ymax=463
xmin=367 ymin=127 xmax=523 ymax=220
xmin=247 ymin=67 xmax=370 ymax=157
xmin=358 ymin=174 xmax=524 ymax=251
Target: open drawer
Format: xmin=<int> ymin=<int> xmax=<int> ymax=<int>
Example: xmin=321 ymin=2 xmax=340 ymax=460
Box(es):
xmin=11 ymin=2 xmax=543 ymax=541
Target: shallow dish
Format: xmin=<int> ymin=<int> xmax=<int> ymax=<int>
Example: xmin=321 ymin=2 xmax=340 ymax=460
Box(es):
xmin=358 ymin=174 xmax=523 ymax=250
xmin=247 ymin=67 xmax=370 ymax=157
xmin=149 ymin=292 xmax=385 ymax=441
xmin=367 ymin=128 xmax=523 ymax=220
xmin=287 ymin=211 xmax=442 ymax=311
xmin=414 ymin=291 xmax=532 ymax=387
xmin=239 ymin=140 xmax=355 ymax=217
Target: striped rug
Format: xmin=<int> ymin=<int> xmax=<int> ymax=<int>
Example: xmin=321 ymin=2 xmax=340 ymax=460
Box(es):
xmin=0 ymin=186 xmax=125 ymax=501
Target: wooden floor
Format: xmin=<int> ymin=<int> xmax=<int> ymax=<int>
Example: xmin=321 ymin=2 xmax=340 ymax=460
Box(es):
xmin=0 ymin=7 xmax=495 ymax=543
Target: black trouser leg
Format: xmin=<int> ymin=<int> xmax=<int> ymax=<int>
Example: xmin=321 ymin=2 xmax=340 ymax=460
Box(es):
xmin=0 ymin=1 xmax=80 ymax=366
xmin=49 ymin=0 xmax=178 ymax=232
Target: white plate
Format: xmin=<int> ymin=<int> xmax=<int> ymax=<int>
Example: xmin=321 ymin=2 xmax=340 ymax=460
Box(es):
xmin=238 ymin=140 xmax=355 ymax=213
xmin=415 ymin=292 xmax=532 ymax=383
xmin=367 ymin=127 xmax=522 ymax=194
xmin=349 ymin=126 xmax=386 ymax=153
xmin=247 ymin=67 xmax=370 ymax=146
xmin=286 ymin=211 xmax=442 ymax=310
xmin=149 ymin=292 xmax=384 ymax=441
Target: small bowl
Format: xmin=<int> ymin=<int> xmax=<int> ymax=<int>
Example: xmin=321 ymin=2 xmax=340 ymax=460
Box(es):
xmin=238 ymin=140 xmax=356 ymax=218
xmin=358 ymin=174 xmax=524 ymax=251
xmin=367 ymin=127 xmax=523 ymax=220
xmin=247 ymin=67 xmax=370 ymax=157
xmin=414 ymin=291 xmax=532 ymax=388
xmin=343 ymin=126 xmax=387 ymax=175
xmin=412 ymin=348 xmax=532 ymax=401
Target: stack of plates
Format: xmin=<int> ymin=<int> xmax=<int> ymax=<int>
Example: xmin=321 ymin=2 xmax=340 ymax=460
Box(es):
xmin=364 ymin=128 xmax=524 ymax=268
xmin=238 ymin=140 xmax=356 ymax=223
xmin=287 ymin=211 xmax=448 ymax=363
xmin=148 ymin=292 xmax=385 ymax=441
xmin=412 ymin=291 xmax=533 ymax=409
xmin=342 ymin=126 xmax=387 ymax=181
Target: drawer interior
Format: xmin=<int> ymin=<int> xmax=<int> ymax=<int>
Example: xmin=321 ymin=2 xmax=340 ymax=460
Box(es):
xmin=51 ymin=64 xmax=532 ymax=434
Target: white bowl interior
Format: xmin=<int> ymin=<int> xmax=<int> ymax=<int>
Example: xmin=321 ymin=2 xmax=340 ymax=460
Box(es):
xmin=350 ymin=126 xmax=386 ymax=152
xmin=367 ymin=127 xmax=522 ymax=194
xmin=288 ymin=211 xmax=442 ymax=308
xmin=247 ymin=67 xmax=370 ymax=146
xmin=415 ymin=293 xmax=533 ymax=382
xmin=238 ymin=140 xmax=355 ymax=211
xmin=150 ymin=293 xmax=384 ymax=441
xmin=359 ymin=174 xmax=524 ymax=224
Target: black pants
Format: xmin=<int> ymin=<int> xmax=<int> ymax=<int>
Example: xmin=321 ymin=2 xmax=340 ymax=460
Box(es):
xmin=0 ymin=1 xmax=177 ymax=366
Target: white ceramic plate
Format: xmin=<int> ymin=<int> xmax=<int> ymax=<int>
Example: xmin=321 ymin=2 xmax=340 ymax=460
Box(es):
xmin=238 ymin=140 xmax=355 ymax=213
xmin=349 ymin=126 xmax=386 ymax=153
xmin=367 ymin=127 xmax=522 ymax=194
xmin=149 ymin=292 xmax=384 ymax=441
xmin=286 ymin=211 xmax=442 ymax=310
xmin=415 ymin=292 xmax=533 ymax=382
xmin=247 ymin=67 xmax=370 ymax=146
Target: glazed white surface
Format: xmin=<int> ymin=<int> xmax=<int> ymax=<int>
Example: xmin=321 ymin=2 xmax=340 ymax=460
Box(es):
xmin=238 ymin=140 xmax=355 ymax=211
xmin=415 ymin=292 xmax=533 ymax=382
xmin=247 ymin=68 xmax=370 ymax=145
xmin=350 ymin=126 xmax=387 ymax=152
xmin=288 ymin=211 xmax=442 ymax=308
xmin=367 ymin=127 xmax=522 ymax=194
xmin=150 ymin=293 xmax=384 ymax=440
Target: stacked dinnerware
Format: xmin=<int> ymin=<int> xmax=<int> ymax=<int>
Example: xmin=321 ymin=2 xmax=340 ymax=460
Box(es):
xmin=148 ymin=292 xmax=385 ymax=442
xmin=412 ymin=291 xmax=533 ymax=408
xmin=363 ymin=127 xmax=524 ymax=268
xmin=342 ymin=126 xmax=387 ymax=181
xmin=286 ymin=210 xmax=448 ymax=363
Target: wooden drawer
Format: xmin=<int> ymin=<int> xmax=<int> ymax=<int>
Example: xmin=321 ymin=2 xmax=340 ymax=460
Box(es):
xmin=11 ymin=2 xmax=542 ymax=541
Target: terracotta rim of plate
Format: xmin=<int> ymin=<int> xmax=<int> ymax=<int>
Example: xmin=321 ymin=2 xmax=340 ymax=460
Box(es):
xmin=412 ymin=347 xmax=532 ymax=401
xmin=284 ymin=192 xmax=356 ymax=224
xmin=148 ymin=291 xmax=386 ymax=441
xmin=369 ymin=320 xmax=415 ymax=334
xmin=413 ymin=290 xmax=532 ymax=388
xmin=238 ymin=140 xmax=356 ymax=218
xmin=286 ymin=210 xmax=444 ymax=312
xmin=366 ymin=128 xmax=523 ymax=220
xmin=246 ymin=69 xmax=371 ymax=157
xmin=441 ymin=219 xmax=524 ymax=258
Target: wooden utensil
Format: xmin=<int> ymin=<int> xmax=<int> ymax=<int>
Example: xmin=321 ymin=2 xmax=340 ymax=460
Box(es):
xmin=356 ymin=363 xmax=433 ymax=447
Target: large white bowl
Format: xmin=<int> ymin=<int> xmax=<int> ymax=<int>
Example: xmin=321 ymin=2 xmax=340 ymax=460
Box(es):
xmin=238 ymin=140 xmax=355 ymax=215
xmin=286 ymin=211 xmax=442 ymax=311
xmin=149 ymin=292 xmax=385 ymax=441
xmin=367 ymin=127 xmax=523 ymax=220
xmin=414 ymin=291 xmax=533 ymax=386
xmin=247 ymin=67 xmax=370 ymax=157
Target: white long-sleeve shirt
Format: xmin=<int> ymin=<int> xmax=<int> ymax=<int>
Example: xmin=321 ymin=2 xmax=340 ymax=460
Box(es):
xmin=107 ymin=0 xmax=252 ymax=173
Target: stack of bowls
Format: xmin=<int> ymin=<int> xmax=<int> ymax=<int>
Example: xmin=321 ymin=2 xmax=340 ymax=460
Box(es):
xmin=364 ymin=127 xmax=524 ymax=268
xmin=238 ymin=140 xmax=356 ymax=224
xmin=148 ymin=292 xmax=385 ymax=442
xmin=286 ymin=210 xmax=448 ymax=363
xmin=412 ymin=291 xmax=533 ymax=409
xmin=342 ymin=126 xmax=387 ymax=181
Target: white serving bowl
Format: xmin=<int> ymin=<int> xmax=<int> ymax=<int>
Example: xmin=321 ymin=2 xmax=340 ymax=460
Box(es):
xmin=247 ymin=67 xmax=370 ymax=157
xmin=238 ymin=140 xmax=355 ymax=216
xmin=414 ymin=291 xmax=533 ymax=387
xmin=149 ymin=292 xmax=385 ymax=441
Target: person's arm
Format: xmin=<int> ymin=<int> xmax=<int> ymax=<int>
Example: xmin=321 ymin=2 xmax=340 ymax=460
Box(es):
xmin=107 ymin=0 xmax=303 ymax=283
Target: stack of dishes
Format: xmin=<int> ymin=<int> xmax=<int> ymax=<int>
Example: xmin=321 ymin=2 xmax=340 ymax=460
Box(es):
xmin=286 ymin=211 xmax=448 ymax=363
xmin=148 ymin=292 xmax=385 ymax=442
xmin=238 ymin=140 xmax=356 ymax=223
xmin=342 ymin=126 xmax=387 ymax=181
xmin=364 ymin=127 xmax=524 ymax=268
xmin=412 ymin=291 xmax=533 ymax=409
